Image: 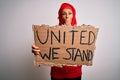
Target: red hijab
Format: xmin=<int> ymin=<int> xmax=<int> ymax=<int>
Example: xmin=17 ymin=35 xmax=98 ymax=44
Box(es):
xmin=58 ymin=3 xmax=77 ymax=26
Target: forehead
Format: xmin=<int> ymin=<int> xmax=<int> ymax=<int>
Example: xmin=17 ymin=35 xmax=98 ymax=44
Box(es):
xmin=62 ymin=8 xmax=72 ymax=12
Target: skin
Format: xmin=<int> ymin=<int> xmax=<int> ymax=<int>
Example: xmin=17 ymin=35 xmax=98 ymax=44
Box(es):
xmin=32 ymin=8 xmax=73 ymax=55
xmin=32 ymin=44 xmax=40 ymax=55
xmin=61 ymin=9 xmax=73 ymax=26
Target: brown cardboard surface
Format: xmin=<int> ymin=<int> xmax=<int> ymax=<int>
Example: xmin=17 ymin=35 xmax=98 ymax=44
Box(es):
xmin=32 ymin=24 xmax=99 ymax=67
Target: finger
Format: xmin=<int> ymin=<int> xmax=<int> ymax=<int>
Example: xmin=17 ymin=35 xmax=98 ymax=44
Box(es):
xmin=32 ymin=45 xmax=39 ymax=49
xmin=32 ymin=49 xmax=40 ymax=52
xmin=32 ymin=51 xmax=40 ymax=55
xmin=32 ymin=44 xmax=39 ymax=49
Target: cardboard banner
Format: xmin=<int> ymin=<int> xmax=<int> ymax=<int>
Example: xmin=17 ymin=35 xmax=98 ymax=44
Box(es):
xmin=32 ymin=24 xmax=99 ymax=67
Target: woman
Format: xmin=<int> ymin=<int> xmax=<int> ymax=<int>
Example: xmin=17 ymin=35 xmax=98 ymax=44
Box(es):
xmin=32 ymin=3 xmax=82 ymax=80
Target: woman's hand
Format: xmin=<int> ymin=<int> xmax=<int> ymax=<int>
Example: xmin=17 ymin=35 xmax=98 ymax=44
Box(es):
xmin=32 ymin=44 xmax=40 ymax=55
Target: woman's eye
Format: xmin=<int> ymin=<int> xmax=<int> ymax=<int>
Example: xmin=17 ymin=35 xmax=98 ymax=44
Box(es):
xmin=69 ymin=12 xmax=72 ymax=15
xmin=62 ymin=13 xmax=66 ymax=15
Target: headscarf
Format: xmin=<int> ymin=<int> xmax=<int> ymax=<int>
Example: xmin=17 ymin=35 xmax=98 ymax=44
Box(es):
xmin=58 ymin=3 xmax=77 ymax=26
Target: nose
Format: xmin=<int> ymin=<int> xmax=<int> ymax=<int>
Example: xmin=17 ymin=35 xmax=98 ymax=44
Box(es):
xmin=66 ymin=14 xmax=69 ymax=18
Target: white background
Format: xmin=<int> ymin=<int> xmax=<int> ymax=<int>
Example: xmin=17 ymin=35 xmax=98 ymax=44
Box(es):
xmin=0 ymin=0 xmax=120 ymax=80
